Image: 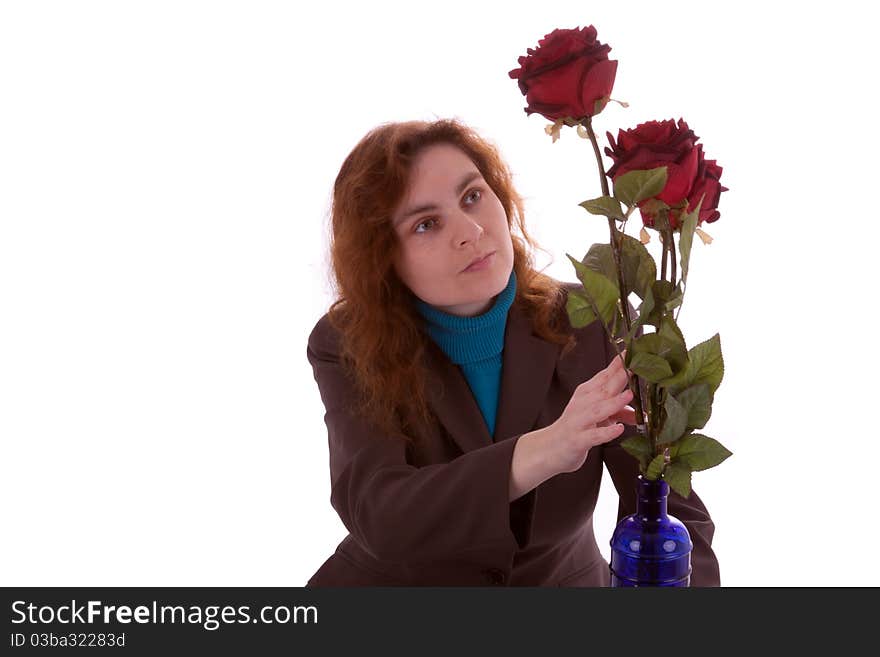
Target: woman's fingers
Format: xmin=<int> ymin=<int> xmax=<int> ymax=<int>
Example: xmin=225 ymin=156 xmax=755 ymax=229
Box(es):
xmin=581 ymin=359 xmax=631 ymax=396
xmin=612 ymin=406 xmax=638 ymax=426
xmin=586 ymin=388 xmax=632 ymax=426
xmin=597 ymin=405 xmax=638 ymax=428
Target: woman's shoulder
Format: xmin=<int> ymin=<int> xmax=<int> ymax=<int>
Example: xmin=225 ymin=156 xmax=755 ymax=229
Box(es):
xmin=307 ymin=311 xmax=343 ymax=362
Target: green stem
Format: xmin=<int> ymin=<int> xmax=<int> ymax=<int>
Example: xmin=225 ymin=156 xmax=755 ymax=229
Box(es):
xmin=582 ymin=116 xmax=647 ymax=434
xmin=663 ymin=229 xmax=676 ymax=468
xmin=647 ymin=381 xmax=656 ymax=457
xmin=660 ymin=232 xmax=668 ymax=282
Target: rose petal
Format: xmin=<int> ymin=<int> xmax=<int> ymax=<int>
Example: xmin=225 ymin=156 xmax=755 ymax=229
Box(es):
xmin=658 ymin=147 xmax=699 ymax=205
xmin=580 ymin=59 xmax=618 ymax=116
xmin=525 ymin=59 xmax=589 ymax=118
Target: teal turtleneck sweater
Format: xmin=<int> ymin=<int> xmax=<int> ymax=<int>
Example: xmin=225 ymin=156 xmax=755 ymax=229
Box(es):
xmin=415 ymin=269 xmax=517 ymax=440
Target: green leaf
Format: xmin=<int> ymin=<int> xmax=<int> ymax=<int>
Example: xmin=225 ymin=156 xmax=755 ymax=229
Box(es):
xmin=579 ymin=195 xmax=625 ymax=221
xmin=609 ymin=308 xmax=622 ymax=343
xmin=663 ymin=333 xmax=724 ymax=396
xmin=628 ymin=351 xmax=673 ymax=383
xmin=663 ymin=463 xmax=692 ymax=498
xmin=633 ymin=315 xmax=688 ymax=383
xmin=657 ymin=393 xmax=688 ymax=445
xmin=639 ymin=280 xmax=678 ymax=328
xmin=661 ymin=324 xmax=688 ymax=385
xmin=676 ymin=383 xmax=713 ymax=430
xmin=618 ymin=233 xmax=657 ymax=300
xmin=566 ymin=253 xmax=620 ymax=327
xmin=613 ymin=167 xmax=669 ymax=207
xmin=669 ymin=433 xmax=732 ymax=472
xmin=566 ymin=288 xmax=599 ymax=329
xmin=621 ymin=434 xmax=652 ymax=471
xmin=665 ymin=282 xmax=684 ymax=313
xmin=628 ymin=285 xmax=655 ymax=340
xmin=678 ymin=200 xmax=699 ymax=289
xmin=639 ymin=198 xmax=670 ymax=218
xmin=658 ymin=318 xmax=688 ymax=368
xmin=646 ymin=453 xmax=665 ymax=480
xmin=652 ymin=280 xmax=680 ymax=306
xmin=630 ymin=335 xmax=684 ymax=381
xmin=582 ymin=243 xmax=619 ymax=290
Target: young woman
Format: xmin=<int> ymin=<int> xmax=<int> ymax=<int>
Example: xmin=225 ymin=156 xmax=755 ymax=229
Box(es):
xmin=306 ymin=118 xmax=720 ymax=586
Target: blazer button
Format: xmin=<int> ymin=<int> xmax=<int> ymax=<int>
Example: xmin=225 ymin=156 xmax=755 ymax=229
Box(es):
xmin=484 ymin=568 xmax=507 ymax=585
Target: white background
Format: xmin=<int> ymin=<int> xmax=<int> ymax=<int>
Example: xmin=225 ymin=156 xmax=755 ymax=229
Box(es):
xmin=2 ymin=0 xmax=876 ymax=586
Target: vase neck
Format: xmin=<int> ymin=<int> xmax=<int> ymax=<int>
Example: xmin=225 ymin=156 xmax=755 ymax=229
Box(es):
xmin=636 ymin=477 xmax=669 ymax=522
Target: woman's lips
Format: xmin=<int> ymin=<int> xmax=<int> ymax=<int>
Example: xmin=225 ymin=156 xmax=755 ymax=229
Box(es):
xmin=463 ymin=252 xmax=495 ymax=273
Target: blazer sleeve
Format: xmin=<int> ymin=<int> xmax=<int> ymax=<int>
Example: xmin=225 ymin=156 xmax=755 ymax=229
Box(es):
xmin=308 ymin=314 xmax=529 ymax=565
xmin=600 ymin=303 xmax=722 ymax=587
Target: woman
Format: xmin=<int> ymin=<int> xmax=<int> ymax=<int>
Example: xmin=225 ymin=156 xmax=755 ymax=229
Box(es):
xmin=306 ymin=118 xmax=721 ymax=586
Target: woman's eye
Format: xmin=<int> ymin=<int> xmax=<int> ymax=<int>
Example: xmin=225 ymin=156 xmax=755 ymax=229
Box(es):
xmin=465 ymin=189 xmax=482 ymax=204
xmin=412 ymin=190 xmax=482 ymax=234
xmin=414 ymin=218 xmax=438 ymax=233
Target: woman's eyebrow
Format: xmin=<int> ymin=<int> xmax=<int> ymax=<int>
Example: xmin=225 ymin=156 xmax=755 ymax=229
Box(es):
xmin=394 ymin=171 xmax=482 ymax=226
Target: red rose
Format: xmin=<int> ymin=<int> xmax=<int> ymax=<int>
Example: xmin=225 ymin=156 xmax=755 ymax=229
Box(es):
xmin=508 ymin=26 xmax=618 ymax=121
xmin=687 ymin=151 xmax=726 ymax=225
xmin=604 ymin=119 xmax=728 ymax=229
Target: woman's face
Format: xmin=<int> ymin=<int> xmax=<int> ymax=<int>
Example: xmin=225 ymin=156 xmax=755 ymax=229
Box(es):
xmin=390 ymin=143 xmax=515 ymax=317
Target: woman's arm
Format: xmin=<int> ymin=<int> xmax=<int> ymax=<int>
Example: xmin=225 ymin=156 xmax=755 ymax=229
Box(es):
xmin=509 ymin=425 xmax=556 ymax=501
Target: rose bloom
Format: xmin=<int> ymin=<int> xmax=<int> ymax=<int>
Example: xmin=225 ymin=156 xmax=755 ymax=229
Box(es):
xmin=604 ymin=118 xmax=728 ymax=229
xmin=508 ymin=26 xmax=618 ymax=121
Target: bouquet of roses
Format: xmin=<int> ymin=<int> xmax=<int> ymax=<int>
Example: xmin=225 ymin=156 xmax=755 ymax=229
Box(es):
xmin=509 ymin=26 xmax=732 ymax=499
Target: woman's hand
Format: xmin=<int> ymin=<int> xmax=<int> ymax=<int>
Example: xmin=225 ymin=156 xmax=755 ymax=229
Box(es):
xmin=547 ymin=350 xmax=637 ymax=474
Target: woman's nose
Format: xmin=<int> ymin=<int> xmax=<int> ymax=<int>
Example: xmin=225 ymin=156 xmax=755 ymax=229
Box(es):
xmin=455 ymin=213 xmax=484 ymax=245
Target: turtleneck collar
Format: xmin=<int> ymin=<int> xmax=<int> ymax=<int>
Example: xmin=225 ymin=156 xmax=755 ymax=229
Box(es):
xmin=414 ymin=269 xmax=517 ymax=365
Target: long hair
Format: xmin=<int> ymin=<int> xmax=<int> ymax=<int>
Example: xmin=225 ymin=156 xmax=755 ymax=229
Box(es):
xmin=324 ymin=118 xmax=576 ymax=445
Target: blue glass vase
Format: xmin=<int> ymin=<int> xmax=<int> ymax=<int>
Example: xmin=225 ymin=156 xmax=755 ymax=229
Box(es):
xmin=609 ymin=473 xmax=692 ymax=587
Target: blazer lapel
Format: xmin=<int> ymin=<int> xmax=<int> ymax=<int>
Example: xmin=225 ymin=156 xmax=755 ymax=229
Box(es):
xmin=424 ymin=301 xmax=562 ymax=454
xmin=494 ymin=304 xmax=561 ymax=444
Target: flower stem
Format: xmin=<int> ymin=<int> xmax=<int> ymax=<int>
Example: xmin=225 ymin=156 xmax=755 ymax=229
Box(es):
xmin=582 ymin=116 xmax=647 ymax=434
xmin=583 ymin=117 xmax=612 ymax=199
xmin=664 ymin=232 xmax=676 ymax=470
xmin=660 ymin=232 xmax=668 ymax=282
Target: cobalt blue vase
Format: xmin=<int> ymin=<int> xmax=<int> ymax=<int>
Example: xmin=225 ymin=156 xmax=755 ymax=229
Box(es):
xmin=609 ymin=473 xmax=692 ymax=587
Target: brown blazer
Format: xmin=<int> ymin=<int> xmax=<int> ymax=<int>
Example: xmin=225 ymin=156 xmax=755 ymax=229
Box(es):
xmin=305 ymin=281 xmax=721 ymax=587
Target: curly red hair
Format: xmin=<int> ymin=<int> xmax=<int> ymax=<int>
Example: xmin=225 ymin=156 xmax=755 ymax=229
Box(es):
xmin=324 ymin=118 xmax=576 ymax=444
